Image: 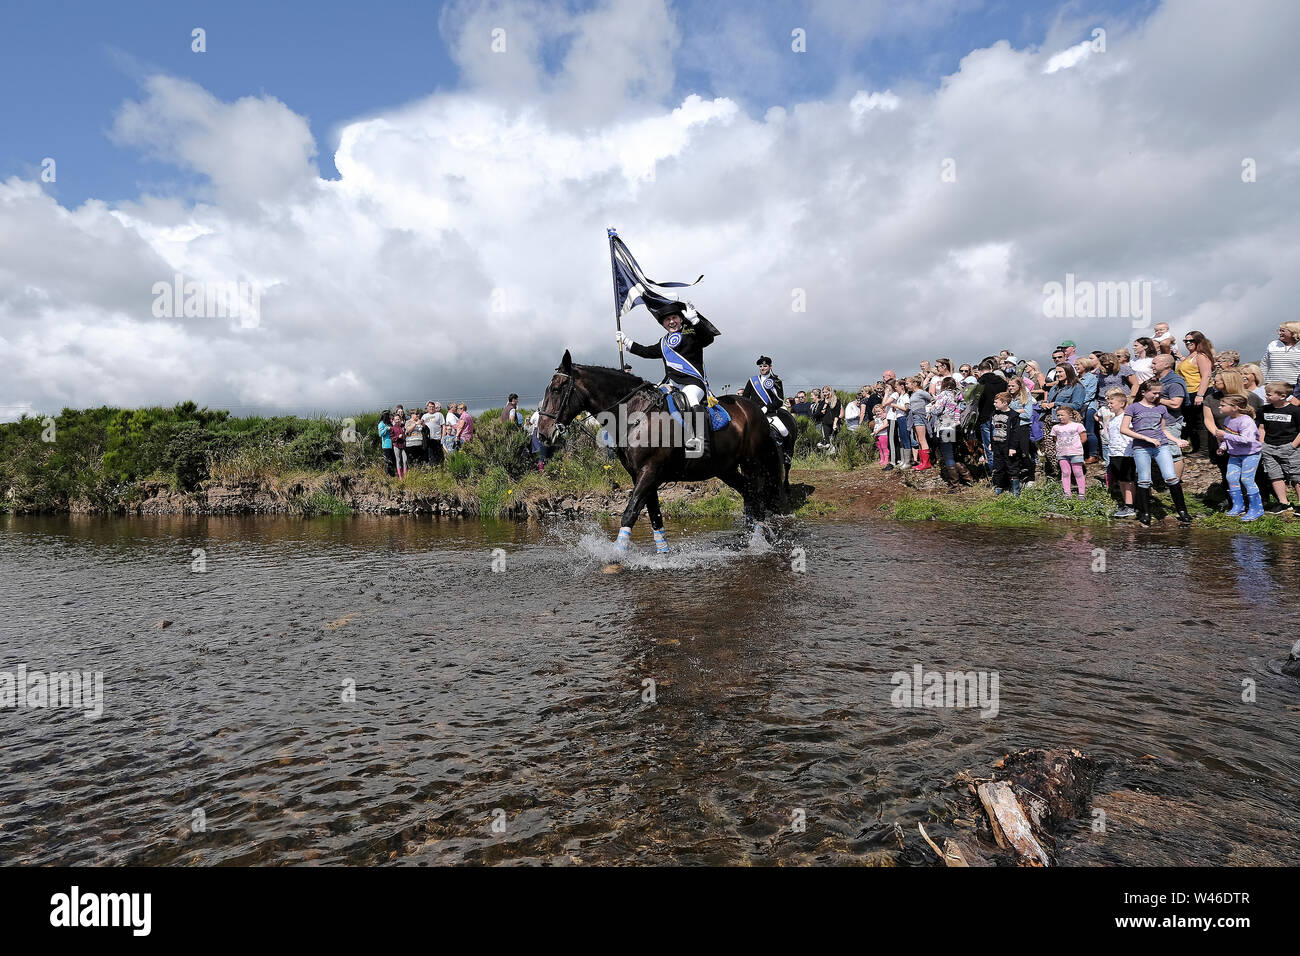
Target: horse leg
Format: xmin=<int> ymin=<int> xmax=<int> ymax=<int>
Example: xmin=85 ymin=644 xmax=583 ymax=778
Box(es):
xmin=645 ymin=491 xmax=670 ymax=554
xmin=718 ymin=466 xmax=758 ymax=524
xmin=614 ymin=471 xmax=658 ymax=552
xmin=744 ymin=465 xmax=768 ymax=522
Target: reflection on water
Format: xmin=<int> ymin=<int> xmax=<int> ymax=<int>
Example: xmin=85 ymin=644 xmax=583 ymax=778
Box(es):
xmin=1 ymin=513 xmax=1297 ymax=865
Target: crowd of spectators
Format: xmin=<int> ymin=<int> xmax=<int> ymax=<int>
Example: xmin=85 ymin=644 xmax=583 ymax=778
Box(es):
xmin=778 ymin=321 xmax=1300 ymax=524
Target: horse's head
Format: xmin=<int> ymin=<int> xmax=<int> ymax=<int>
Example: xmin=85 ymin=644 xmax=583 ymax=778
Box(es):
xmin=537 ymin=350 xmax=586 ymax=443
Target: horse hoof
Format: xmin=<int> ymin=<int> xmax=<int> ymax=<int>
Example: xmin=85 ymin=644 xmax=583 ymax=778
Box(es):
xmin=602 ymin=563 xmax=624 ymax=574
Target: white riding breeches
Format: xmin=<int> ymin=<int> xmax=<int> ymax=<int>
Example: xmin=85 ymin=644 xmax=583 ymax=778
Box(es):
xmin=680 ymin=384 xmax=705 ymax=407
xmin=768 ymin=415 xmax=789 ymax=438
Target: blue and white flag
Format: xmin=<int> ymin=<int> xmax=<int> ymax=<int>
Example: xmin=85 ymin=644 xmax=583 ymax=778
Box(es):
xmin=608 ymin=229 xmax=702 ymax=319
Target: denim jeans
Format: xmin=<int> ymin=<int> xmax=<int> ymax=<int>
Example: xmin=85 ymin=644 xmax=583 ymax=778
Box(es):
xmin=938 ymin=440 xmax=957 ymax=468
xmin=1226 ymin=452 xmax=1262 ymax=500
xmin=979 ymin=421 xmax=994 ymax=467
xmin=1132 ymin=442 xmax=1179 ymax=487
xmin=898 ymin=415 xmax=914 ymax=449
xmin=1083 ymin=406 xmax=1100 ymax=459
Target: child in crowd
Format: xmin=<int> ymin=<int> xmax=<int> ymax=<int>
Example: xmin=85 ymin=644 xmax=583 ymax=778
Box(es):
xmin=1121 ymin=379 xmax=1192 ymax=525
xmin=1095 ymin=392 xmax=1116 ymax=476
xmin=989 ymin=392 xmax=1031 ymax=496
xmin=1051 ymin=407 xmax=1088 ymax=498
xmin=1217 ymin=395 xmax=1264 ymax=521
xmin=1259 ymin=382 xmax=1300 ymax=513
xmin=871 ymin=404 xmax=889 ymax=466
xmin=1102 ymin=388 xmax=1136 ymax=518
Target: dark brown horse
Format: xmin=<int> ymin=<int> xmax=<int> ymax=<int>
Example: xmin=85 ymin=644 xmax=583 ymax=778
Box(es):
xmin=537 ymin=350 xmax=785 ymax=554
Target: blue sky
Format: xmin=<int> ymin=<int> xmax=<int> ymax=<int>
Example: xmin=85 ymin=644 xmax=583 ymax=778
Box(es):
xmin=5 ymin=0 xmax=1293 ymax=418
xmin=2 ymin=0 xmax=1154 ymax=207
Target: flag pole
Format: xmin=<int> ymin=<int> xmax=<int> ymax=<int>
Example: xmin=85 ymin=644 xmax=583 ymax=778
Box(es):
xmin=607 ymin=227 xmax=623 ymax=368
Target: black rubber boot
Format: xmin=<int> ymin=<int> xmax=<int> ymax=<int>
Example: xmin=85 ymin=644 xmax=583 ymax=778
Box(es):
xmin=1170 ymin=483 xmax=1191 ymax=523
xmin=1136 ymin=486 xmax=1152 ymax=526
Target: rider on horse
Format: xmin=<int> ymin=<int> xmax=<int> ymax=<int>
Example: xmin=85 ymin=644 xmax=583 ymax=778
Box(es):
xmin=617 ymin=299 xmax=719 ymax=457
xmin=741 ymin=355 xmax=790 ymax=440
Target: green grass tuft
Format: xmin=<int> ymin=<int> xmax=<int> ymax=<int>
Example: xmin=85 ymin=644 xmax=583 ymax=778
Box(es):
xmin=892 ymin=484 xmax=1300 ymax=536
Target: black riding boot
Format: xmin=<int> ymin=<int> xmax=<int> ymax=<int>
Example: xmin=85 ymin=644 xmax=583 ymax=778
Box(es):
xmin=1170 ymin=483 xmax=1192 ymax=523
xmin=1136 ymin=486 xmax=1152 ymax=526
xmin=684 ymin=407 xmax=710 ymax=460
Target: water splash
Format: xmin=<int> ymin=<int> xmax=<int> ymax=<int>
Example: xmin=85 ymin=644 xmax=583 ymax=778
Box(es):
xmin=552 ymin=520 xmax=780 ymax=571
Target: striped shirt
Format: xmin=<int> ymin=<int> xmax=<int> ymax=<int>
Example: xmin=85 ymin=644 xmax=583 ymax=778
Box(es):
xmin=1260 ymin=339 xmax=1300 ymax=387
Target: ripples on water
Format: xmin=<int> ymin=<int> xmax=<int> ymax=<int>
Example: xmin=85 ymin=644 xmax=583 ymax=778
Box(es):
xmin=0 ymin=513 xmax=1297 ymax=865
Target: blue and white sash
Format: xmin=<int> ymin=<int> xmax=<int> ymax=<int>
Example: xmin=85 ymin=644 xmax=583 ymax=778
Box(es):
xmin=660 ymin=332 xmax=707 ymax=385
xmin=749 ymin=374 xmax=774 ymax=406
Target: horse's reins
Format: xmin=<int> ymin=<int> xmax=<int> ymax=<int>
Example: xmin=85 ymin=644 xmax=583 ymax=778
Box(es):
xmin=537 ymin=372 xmax=661 ymax=438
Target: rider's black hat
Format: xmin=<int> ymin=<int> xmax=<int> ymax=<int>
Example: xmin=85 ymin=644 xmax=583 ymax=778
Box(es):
xmin=647 ymin=298 xmax=687 ymax=324
xmin=757 ymin=356 xmax=772 ymax=366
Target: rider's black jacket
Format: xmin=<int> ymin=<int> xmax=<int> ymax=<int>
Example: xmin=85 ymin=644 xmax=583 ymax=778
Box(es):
xmin=629 ymin=316 xmax=719 ymax=389
xmin=742 ymin=372 xmax=784 ymax=408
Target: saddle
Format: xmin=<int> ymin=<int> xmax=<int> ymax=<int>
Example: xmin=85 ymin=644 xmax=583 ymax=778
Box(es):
xmin=657 ymin=384 xmax=731 ymax=430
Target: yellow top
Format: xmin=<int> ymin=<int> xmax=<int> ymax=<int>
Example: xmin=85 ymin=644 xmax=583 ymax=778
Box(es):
xmin=1176 ymin=353 xmax=1202 ymax=392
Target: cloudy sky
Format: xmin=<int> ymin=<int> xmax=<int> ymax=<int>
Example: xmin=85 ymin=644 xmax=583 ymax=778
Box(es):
xmin=1 ymin=0 xmax=1297 ymax=419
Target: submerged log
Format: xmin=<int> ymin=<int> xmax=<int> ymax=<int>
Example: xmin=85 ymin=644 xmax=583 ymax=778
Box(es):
xmin=933 ymin=748 xmax=1101 ymax=867
xmin=977 ymin=781 xmax=1050 ymax=866
xmin=992 ymin=748 xmax=1099 ymax=839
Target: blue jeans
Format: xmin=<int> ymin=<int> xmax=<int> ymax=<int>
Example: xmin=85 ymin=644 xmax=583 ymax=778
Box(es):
xmin=898 ymin=415 xmax=914 ymax=449
xmin=1132 ymin=443 xmax=1179 ymax=487
xmin=1083 ymin=406 xmax=1100 ymax=459
xmin=979 ymin=421 xmax=994 ymax=468
xmin=1226 ymin=452 xmax=1262 ymax=502
xmin=938 ymin=440 xmax=957 ymax=468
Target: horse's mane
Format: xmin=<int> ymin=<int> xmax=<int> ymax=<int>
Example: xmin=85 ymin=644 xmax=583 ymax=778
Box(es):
xmin=570 ymin=363 xmax=648 ymax=390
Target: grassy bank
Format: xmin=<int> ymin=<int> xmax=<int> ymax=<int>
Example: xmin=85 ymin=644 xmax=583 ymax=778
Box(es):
xmin=890 ymin=484 xmax=1300 ymax=537
xmin=0 ymin=402 xmax=621 ymax=517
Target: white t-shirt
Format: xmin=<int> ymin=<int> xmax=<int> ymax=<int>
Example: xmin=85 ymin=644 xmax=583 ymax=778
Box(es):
xmin=1130 ymin=357 xmax=1154 ymax=384
xmin=422 ymin=412 xmax=444 ymax=436
xmin=1105 ymin=414 xmax=1133 ymax=457
xmin=845 ymin=400 xmax=862 ymax=426
xmin=443 ymin=412 xmax=459 ymax=436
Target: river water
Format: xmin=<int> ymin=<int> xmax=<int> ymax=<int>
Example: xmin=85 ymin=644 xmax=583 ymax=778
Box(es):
xmin=1 ymin=513 xmax=1297 ymax=866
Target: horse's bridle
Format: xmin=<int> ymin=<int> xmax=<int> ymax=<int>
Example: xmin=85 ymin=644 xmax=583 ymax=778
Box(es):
xmin=537 ymin=370 xmax=659 ymax=443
